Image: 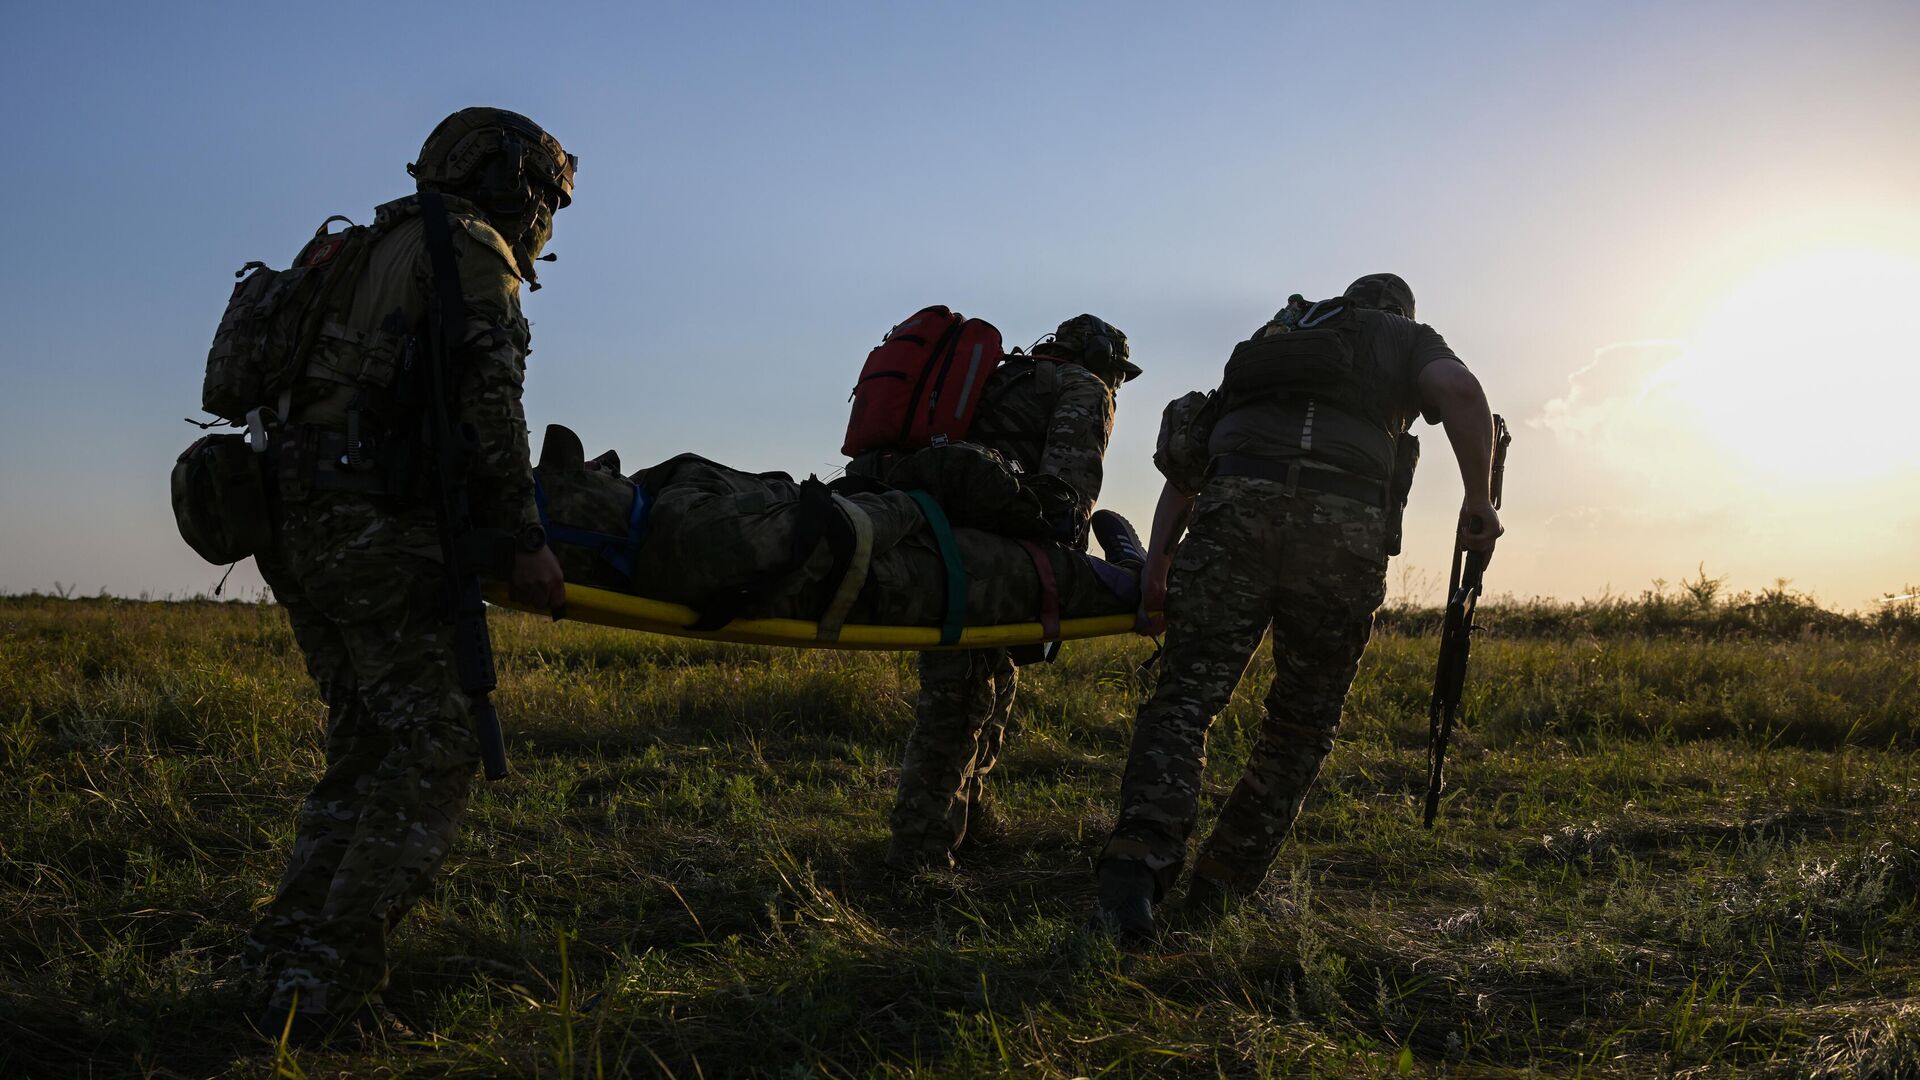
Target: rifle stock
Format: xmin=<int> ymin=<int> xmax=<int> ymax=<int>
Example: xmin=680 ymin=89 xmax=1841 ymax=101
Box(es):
xmin=1422 ymin=414 xmax=1510 ymax=827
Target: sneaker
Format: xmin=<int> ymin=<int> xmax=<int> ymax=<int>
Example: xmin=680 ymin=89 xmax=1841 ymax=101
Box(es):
xmin=1093 ymin=859 xmax=1157 ymax=945
xmin=1091 ymin=510 xmax=1146 ymax=572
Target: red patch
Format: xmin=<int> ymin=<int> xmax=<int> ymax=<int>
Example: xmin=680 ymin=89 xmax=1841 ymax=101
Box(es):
xmin=299 ymin=234 xmax=348 ymax=268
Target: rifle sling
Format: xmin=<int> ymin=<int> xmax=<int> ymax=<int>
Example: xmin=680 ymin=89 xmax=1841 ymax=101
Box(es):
xmin=416 ymin=193 xmax=469 ymax=439
xmin=418 ymin=191 xmax=508 ymax=781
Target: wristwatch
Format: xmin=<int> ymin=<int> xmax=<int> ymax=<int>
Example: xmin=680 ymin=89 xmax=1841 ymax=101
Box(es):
xmin=516 ymin=522 xmax=548 ymax=554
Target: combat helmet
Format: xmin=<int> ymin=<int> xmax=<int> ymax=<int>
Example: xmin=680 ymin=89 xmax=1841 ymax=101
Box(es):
xmin=1035 ymin=314 xmax=1142 ymax=385
xmin=409 ymin=107 xmax=576 ymax=284
xmin=1343 ymin=274 xmax=1415 ymax=320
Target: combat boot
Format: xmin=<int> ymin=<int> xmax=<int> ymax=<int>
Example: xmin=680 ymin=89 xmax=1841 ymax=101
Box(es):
xmin=882 ymin=836 xmax=955 ymax=875
xmin=953 ymin=790 xmax=1006 ymax=855
xmin=1182 ymin=872 xmax=1236 ymax=929
xmin=1092 ymin=859 xmax=1157 ymax=945
xmin=253 ymin=999 xmax=415 ymax=1049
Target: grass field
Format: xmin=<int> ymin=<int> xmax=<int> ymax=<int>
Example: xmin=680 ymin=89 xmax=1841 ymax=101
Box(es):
xmin=2 ymin=589 xmax=1917 ymax=1077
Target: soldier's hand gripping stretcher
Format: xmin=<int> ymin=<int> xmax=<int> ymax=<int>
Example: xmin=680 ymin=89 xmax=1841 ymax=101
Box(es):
xmin=522 ymin=425 xmax=1147 ymax=640
xmin=1130 ymin=480 xmax=1197 ymax=637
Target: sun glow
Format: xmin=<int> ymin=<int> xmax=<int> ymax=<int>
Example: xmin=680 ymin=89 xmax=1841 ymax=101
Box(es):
xmin=1663 ymin=246 xmax=1920 ymax=480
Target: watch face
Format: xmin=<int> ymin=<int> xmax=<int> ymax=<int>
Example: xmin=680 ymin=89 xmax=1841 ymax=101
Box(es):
xmin=520 ymin=524 xmax=547 ymax=552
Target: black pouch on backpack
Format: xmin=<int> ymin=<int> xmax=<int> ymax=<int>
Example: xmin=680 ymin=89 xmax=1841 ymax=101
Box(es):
xmin=1218 ymin=327 xmax=1357 ymax=410
xmin=171 ymin=433 xmax=272 ymax=565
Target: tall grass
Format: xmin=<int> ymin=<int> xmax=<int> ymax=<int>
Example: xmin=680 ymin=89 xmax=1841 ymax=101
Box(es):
xmin=1381 ymin=570 xmax=1920 ymax=643
xmin=0 ymin=594 xmax=1915 ymax=1077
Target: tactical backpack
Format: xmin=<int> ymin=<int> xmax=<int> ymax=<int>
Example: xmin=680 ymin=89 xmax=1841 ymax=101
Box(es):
xmin=1152 ymin=390 xmax=1217 ymax=496
xmin=841 ymin=306 xmax=1005 ymax=457
xmin=201 ymin=216 xmax=378 ymax=423
xmin=1216 ymin=296 xmax=1384 ymax=428
xmin=176 ymin=215 xmax=380 ymax=566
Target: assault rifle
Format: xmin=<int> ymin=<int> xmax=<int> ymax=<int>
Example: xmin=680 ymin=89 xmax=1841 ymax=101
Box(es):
xmin=418 ymin=191 xmax=511 ymax=781
xmin=1422 ymin=414 xmax=1510 ymax=827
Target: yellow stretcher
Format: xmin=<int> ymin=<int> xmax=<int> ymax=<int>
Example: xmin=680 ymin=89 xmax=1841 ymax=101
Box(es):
xmin=486 ymin=582 xmax=1142 ymax=651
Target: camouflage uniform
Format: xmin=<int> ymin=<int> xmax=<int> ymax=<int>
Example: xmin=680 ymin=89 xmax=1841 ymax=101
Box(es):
xmin=886 ymin=353 xmax=1116 ymax=867
xmin=1100 ymin=476 xmax=1387 ymax=897
xmin=1102 ymin=299 xmax=1458 ymax=901
xmin=246 ymin=191 xmax=543 ymax=1020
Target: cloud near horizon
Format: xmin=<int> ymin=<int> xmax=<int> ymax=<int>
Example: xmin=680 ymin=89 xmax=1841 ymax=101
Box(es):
xmin=1531 ymin=337 xmax=1750 ymax=503
xmin=1523 ymin=335 xmax=1918 ymax=606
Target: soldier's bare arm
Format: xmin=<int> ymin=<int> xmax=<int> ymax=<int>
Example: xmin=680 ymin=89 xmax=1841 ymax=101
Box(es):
xmin=1137 ymin=479 xmax=1196 ymax=634
xmin=1417 ymin=357 xmax=1503 ymax=554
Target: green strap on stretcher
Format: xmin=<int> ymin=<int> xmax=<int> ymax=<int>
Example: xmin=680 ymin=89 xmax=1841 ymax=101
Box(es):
xmin=907 ymin=490 xmax=968 ymax=645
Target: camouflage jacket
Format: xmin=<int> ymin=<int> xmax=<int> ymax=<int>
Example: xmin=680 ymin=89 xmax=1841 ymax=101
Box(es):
xmin=288 ymin=193 xmax=539 ymax=534
xmin=967 ymin=357 xmax=1115 ymax=533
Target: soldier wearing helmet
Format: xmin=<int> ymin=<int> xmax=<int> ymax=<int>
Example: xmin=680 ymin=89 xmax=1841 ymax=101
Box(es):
xmin=866 ymin=313 xmax=1137 ymax=872
xmin=1093 ymin=274 xmax=1503 ymax=941
xmin=242 ymin=107 xmax=574 ymax=1043
xmin=1342 ymin=272 xmax=1416 ymax=318
xmin=409 ymin=107 xmax=577 ymax=290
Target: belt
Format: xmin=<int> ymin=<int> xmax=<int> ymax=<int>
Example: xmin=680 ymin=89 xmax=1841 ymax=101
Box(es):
xmin=1207 ymin=453 xmax=1386 ymax=505
xmin=270 ymin=425 xmax=402 ymax=498
xmin=306 ymin=428 xmax=395 ymax=494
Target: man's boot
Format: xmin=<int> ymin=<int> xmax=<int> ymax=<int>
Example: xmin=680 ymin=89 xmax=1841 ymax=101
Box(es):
xmin=883 ymin=835 xmax=954 ymax=875
xmin=252 ymin=995 xmax=414 ymax=1050
xmin=953 ymin=789 xmax=1005 ymax=855
xmin=1182 ymin=871 xmax=1236 ymax=928
xmin=1093 ymin=859 xmax=1157 ymax=944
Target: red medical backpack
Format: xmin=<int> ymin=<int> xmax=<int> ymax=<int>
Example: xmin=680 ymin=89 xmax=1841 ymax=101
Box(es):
xmin=841 ymin=306 xmax=1004 ymax=457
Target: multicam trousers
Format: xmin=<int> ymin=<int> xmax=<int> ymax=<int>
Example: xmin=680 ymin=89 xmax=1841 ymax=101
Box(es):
xmin=886 ymin=648 xmax=1017 ymax=866
xmin=1101 ymin=475 xmax=1389 ymax=899
xmin=247 ymin=493 xmax=479 ymax=1017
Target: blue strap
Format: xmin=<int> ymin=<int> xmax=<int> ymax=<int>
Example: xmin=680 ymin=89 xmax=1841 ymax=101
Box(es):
xmin=534 ymin=472 xmax=651 ymax=581
xmin=907 ymin=490 xmax=967 ymax=645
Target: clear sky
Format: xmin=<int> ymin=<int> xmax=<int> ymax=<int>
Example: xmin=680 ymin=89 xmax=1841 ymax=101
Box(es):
xmin=3 ymin=1 xmax=1917 ymax=607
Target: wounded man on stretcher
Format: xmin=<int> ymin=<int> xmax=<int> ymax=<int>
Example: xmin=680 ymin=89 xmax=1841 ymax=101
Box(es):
xmin=532 ymin=424 xmax=1143 ymax=638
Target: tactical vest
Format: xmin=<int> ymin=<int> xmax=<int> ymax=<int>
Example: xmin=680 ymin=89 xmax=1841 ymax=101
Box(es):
xmin=1212 ymin=298 xmax=1404 ymax=474
xmin=966 ymin=356 xmax=1066 ymax=473
xmin=1203 ymin=299 xmax=1423 ymax=553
